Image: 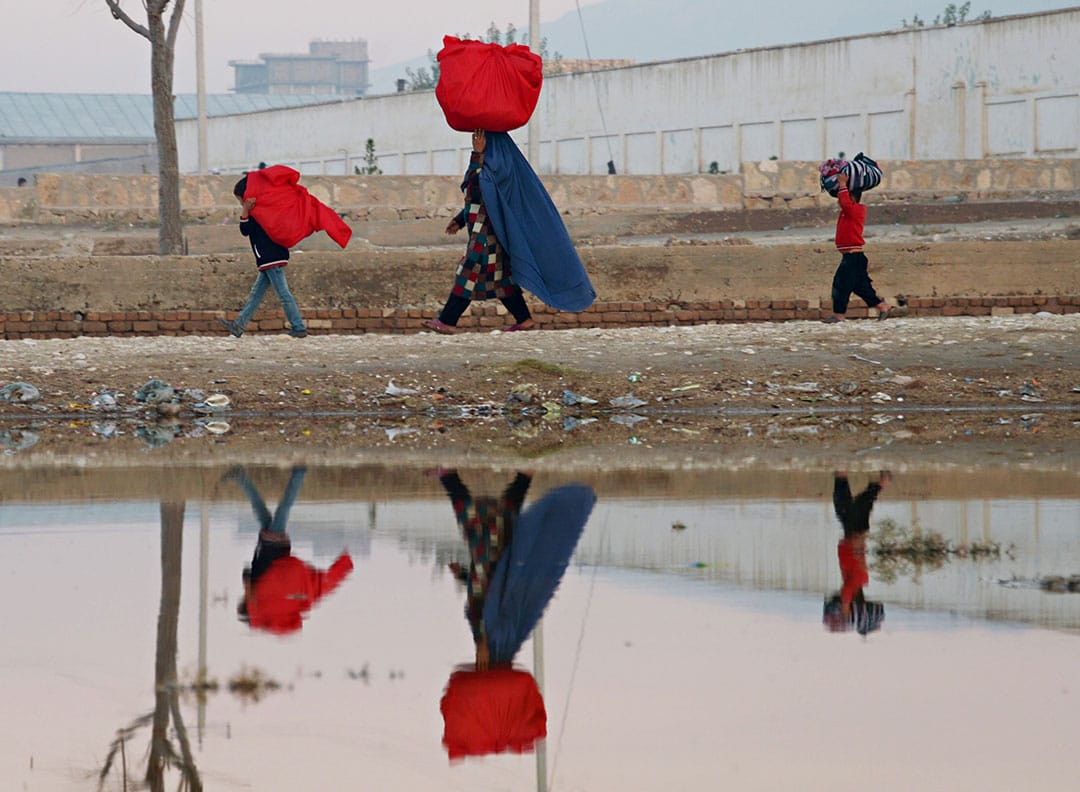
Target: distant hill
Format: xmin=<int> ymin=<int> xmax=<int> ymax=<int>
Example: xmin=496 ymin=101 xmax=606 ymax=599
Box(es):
xmin=368 ymin=0 xmax=1067 ymax=95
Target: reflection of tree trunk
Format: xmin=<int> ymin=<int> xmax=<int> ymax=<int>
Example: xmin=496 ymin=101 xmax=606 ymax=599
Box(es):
xmin=99 ymin=501 xmax=201 ymax=791
xmin=145 ymin=501 xmax=202 ymax=792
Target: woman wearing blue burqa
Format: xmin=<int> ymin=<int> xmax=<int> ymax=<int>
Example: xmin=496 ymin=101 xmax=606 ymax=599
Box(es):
xmin=423 ymin=130 xmax=596 ymax=335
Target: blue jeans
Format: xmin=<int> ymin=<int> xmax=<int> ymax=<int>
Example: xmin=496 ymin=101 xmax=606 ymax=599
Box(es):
xmin=233 ymin=466 xmax=307 ymax=534
xmin=235 ymin=266 xmax=305 ymax=333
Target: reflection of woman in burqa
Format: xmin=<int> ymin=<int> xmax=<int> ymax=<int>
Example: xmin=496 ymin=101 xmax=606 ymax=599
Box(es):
xmin=226 ymin=466 xmax=353 ymax=635
xmin=823 ymin=471 xmax=891 ymax=635
xmin=432 ymin=468 xmax=596 ymax=760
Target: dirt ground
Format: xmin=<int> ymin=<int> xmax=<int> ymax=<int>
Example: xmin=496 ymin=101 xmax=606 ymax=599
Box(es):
xmin=1 ymin=313 xmax=1078 ymax=470
xmin=2 ymin=206 xmax=1078 ymax=470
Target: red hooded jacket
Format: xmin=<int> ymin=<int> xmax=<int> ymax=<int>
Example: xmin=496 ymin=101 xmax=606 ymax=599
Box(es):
xmin=245 ymin=165 xmax=352 ymax=249
xmin=835 ymin=187 xmax=866 ymax=251
xmin=247 ymin=553 xmax=353 ymax=634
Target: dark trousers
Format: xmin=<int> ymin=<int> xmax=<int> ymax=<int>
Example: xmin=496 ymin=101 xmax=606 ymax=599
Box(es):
xmin=830 ymin=251 xmax=883 ymax=314
xmin=438 ymin=290 xmax=532 ymax=326
xmin=833 ymin=475 xmax=882 ymax=536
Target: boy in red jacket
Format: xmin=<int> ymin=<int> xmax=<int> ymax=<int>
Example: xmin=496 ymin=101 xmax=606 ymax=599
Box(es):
xmin=823 ymin=172 xmax=896 ymax=323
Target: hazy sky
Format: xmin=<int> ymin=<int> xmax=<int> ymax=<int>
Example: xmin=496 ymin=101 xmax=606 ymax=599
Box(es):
xmin=2 ymin=1 xmax=592 ymax=95
xmin=2 ymin=1 xmax=1071 ymax=97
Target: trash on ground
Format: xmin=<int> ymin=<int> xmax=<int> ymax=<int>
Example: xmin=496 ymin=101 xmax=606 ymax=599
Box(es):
xmin=134 ymin=379 xmax=175 ymax=404
xmin=562 ymin=389 xmax=598 ymax=406
xmin=611 ymin=394 xmax=647 ymax=409
xmin=0 ymin=382 xmax=41 ymax=403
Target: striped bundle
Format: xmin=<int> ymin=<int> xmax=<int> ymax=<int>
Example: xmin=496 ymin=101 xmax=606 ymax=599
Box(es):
xmin=820 ymin=152 xmax=883 ymax=197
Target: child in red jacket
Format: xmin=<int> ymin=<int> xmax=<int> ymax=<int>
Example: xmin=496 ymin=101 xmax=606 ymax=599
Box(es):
xmin=823 ymin=172 xmax=896 ymax=323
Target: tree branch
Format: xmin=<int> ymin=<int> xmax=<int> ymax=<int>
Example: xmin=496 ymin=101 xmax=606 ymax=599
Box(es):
xmin=166 ymin=0 xmax=188 ymax=51
xmin=104 ymin=0 xmax=150 ymax=40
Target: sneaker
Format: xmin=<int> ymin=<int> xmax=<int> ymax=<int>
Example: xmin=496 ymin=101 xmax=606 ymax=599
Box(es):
xmin=821 ymin=315 xmax=843 ymax=324
xmin=218 ymin=318 xmax=242 ymax=337
xmin=288 ymin=329 xmax=308 ymax=338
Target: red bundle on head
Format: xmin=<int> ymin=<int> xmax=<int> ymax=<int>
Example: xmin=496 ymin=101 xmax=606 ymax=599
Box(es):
xmin=435 ymin=36 xmax=543 ymax=132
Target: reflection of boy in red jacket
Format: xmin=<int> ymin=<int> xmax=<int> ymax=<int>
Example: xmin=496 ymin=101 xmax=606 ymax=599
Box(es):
xmin=823 ymin=471 xmax=890 ymax=635
xmin=227 ymin=466 xmax=354 ymax=634
xmin=240 ymin=550 xmax=353 ymax=635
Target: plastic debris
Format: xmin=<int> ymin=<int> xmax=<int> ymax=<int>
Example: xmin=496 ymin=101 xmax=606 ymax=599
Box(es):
xmin=91 ymin=422 xmax=119 ymax=439
xmin=611 ymin=394 xmax=647 ymax=410
xmin=670 ymin=384 xmax=701 ymax=392
xmin=508 ymin=383 xmax=538 ymax=404
xmin=134 ymin=379 xmax=175 ymax=404
xmin=562 ymin=389 xmax=598 ymax=406
xmin=0 ymin=382 xmax=41 ymax=403
xmin=201 ymin=420 xmax=231 ymax=435
xmin=385 ymin=381 xmax=419 ymax=396
xmin=0 ymin=428 xmax=40 ymax=450
xmin=851 ymin=354 xmax=881 ymax=365
xmin=611 ymin=414 xmax=647 ymax=426
xmin=89 ymin=392 xmax=119 ymax=411
xmin=563 ymin=416 xmax=597 ymax=431
xmin=627 ymin=371 xmax=642 ymax=383
xmin=384 ymin=426 xmax=420 ymax=440
xmin=135 ymin=424 xmax=179 ymax=448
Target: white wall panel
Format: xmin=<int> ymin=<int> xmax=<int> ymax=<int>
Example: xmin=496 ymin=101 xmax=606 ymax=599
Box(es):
xmin=178 ymin=9 xmax=1080 ymax=175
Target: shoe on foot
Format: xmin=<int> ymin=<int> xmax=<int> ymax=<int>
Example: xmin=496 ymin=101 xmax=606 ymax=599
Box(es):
xmin=505 ymin=319 xmax=536 ymax=332
xmin=821 ymin=315 xmax=843 ymax=324
xmin=288 ymin=329 xmax=308 ymax=338
xmin=423 ymin=318 xmax=458 ymax=335
xmin=218 ymin=318 xmax=242 ymax=337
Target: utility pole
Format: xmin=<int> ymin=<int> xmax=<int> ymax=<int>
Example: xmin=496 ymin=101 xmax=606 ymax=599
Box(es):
xmin=195 ymin=0 xmax=208 ymax=174
xmin=527 ymin=0 xmax=541 ymax=166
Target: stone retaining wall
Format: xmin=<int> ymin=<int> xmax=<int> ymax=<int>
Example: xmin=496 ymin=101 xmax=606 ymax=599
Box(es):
xmin=2 ymin=157 xmax=1078 ymax=224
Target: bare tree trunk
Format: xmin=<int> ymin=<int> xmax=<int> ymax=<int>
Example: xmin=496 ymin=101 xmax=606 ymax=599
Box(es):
xmin=148 ymin=14 xmax=184 ymax=255
xmin=106 ymin=1 xmax=186 ymax=255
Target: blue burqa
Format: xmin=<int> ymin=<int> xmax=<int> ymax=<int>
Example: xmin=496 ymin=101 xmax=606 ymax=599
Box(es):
xmin=483 ymin=484 xmax=597 ymax=663
xmin=478 ymin=133 xmax=596 ymax=313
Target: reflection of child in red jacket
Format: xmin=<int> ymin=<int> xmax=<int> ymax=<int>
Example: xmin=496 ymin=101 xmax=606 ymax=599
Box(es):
xmin=823 ymin=471 xmax=890 ymax=635
xmin=227 ymin=465 xmax=353 ymax=634
xmin=241 ymin=550 xmax=353 ymax=634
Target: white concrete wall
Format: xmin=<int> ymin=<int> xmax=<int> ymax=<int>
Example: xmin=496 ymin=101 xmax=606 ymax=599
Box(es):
xmin=178 ymin=8 xmax=1080 ymax=176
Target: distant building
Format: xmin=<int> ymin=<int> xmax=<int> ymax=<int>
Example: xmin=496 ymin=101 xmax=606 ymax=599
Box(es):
xmin=0 ymin=92 xmax=341 ymax=181
xmin=231 ymin=40 xmax=370 ymax=97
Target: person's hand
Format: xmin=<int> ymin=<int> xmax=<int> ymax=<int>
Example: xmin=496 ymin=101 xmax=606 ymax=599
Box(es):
xmin=475 ymin=637 xmax=490 ymax=671
xmin=837 ymin=172 xmax=849 ymax=188
xmin=472 ymin=129 xmax=486 ymax=154
xmin=445 ymin=219 xmax=460 ymax=235
xmin=242 ymin=197 xmax=256 ymax=213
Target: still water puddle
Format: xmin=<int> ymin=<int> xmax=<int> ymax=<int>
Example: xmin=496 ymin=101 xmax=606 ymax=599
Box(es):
xmin=2 ymin=464 xmax=1078 ymax=790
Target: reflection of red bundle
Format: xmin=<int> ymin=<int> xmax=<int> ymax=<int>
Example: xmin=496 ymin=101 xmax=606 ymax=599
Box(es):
xmin=440 ymin=667 xmax=547 ymax=760
xmin=435 ymin=36 xmax=543 ymax=132
xmin=245 ymin=165 xmax=352 ymax=249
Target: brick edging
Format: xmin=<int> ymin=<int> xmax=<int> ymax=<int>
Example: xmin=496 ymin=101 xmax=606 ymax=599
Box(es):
xmin=2 ymin=296 xmax=1078 ymax=339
